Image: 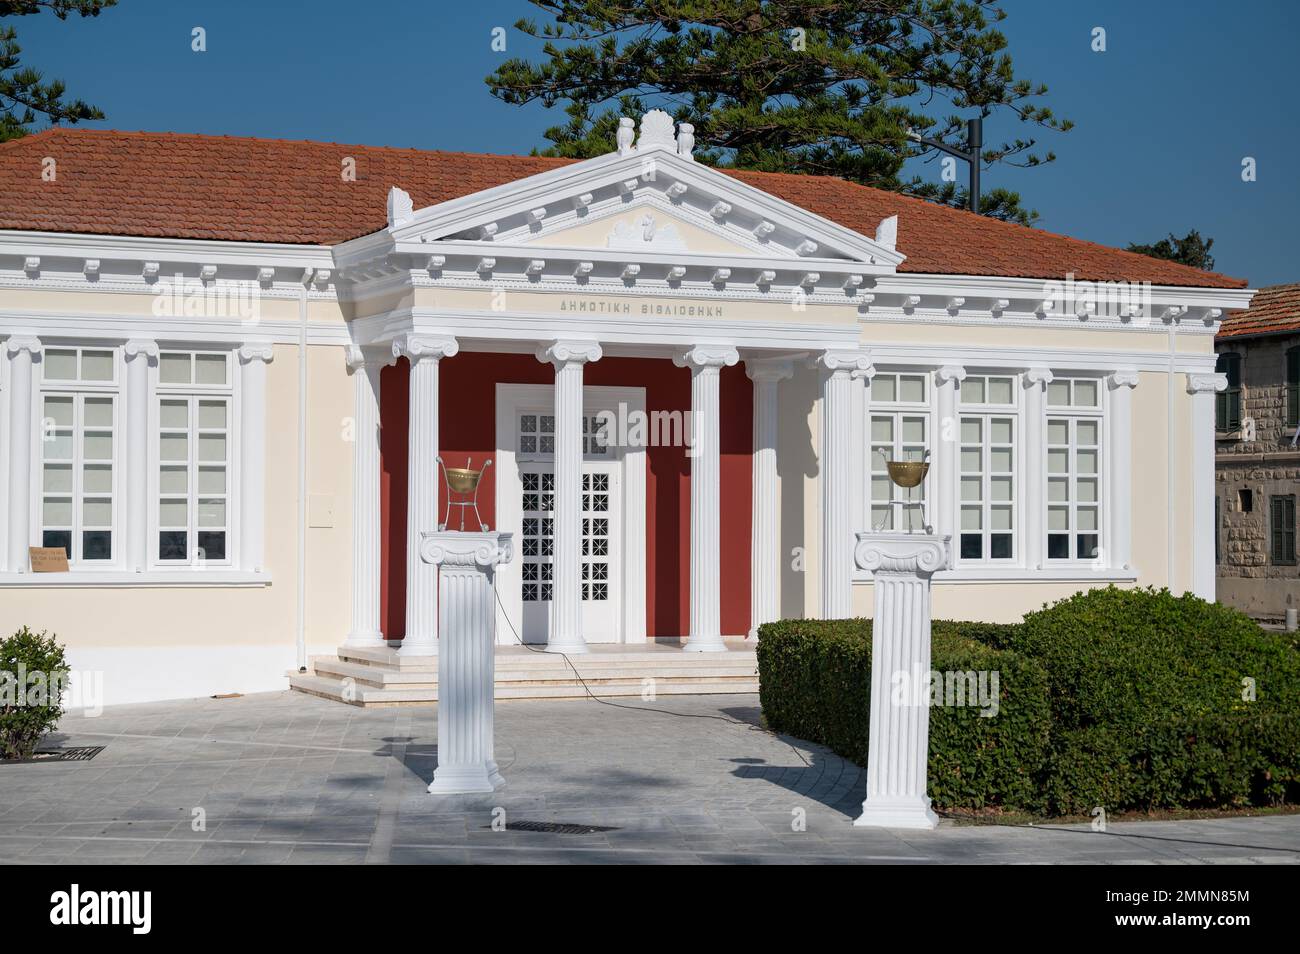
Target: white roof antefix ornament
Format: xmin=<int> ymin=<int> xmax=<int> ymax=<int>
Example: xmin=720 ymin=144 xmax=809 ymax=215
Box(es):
xmin=387 ymin=186 xmax=414 ymax=228
xmin=637 ymin=109 xmax=677 ymax=150
xmin=606 ymin=212 xmax=688 ymax=252
xmin=874 ymin=214 xmax=898 ymax=251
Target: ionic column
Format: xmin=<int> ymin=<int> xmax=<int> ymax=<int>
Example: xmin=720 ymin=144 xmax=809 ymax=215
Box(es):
xmin=1022 ymin=368 xmax=1052 ymax=571
xmin=124 ymin=339 xmax=159 ymax=572
xmin=5 ymin=336 xmax=41 ymax=572
xmin=393 ymin=334 xmax=459 ymax=656
xmin=818 ymin=350 xmax=873 ymax=620
xmin=934 ymin=365 xmax=966 ymax=553
xmin=853 ymin=531 xmax=952 ymax=829
xmin=238 ymin=343 xmax=274 ymax=573
xmin=536 ymin=339 xmax=602 ymax=655
xmin=1107 ymin=370 xmax=1140 ymax=572
xmin=421 ymin=530 xmax=513 ymax=794
xmin=675 ymin=345 xmax=739 ymax=651
xmin=1187 ymin=372 xmax=1227 ymax=600
xmin=343 ymin=344 xmax=394 ymax=648
xmin=746 ymin=358 xmax=793 ymax=638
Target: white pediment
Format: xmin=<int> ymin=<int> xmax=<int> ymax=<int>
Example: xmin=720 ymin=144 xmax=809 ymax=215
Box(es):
xmin=382 ymin=121 xmax=905 ymax=272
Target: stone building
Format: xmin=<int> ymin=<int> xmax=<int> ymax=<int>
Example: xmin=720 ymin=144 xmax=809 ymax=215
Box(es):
xmin=1215 ymin=283 xmax=1300 ymax=618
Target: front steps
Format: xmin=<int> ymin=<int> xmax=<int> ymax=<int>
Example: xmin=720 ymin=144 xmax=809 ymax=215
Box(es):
xmin=289 ymin=641 xmax=759 ymax=706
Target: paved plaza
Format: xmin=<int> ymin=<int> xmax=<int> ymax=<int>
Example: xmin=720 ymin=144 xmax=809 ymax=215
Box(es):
xmin=0 ymin=691 xmax=1297 ymax=864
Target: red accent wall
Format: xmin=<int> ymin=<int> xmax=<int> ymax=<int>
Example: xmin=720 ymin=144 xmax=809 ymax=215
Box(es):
xmin=379 ymin=353 xmax=752 ymax=639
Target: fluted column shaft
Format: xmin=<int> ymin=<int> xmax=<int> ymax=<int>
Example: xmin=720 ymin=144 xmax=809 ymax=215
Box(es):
xmin=238 ymin=343 xmax=273 ymax=573
xmin=124 ymin=339 xmax=159 ymax=572
xmin=854 ymin=532 xmax=952 ymax=829
xmin=1188 ymin=372 xmax=1227 ymax=600
xmin=422 ymin=530 xmax=513 ymax=794
xmin=394 ymin=334 xmax=459 ymax=655
xmin=676 ymin=345 xmax=739 ymax=651
xmin=1023 ymin=369 xmax=1052 ymax=571
xmin=344 ymin=345 xmax=393 ymax=648
xmin=747 ymin=359 xmax=793 ymax=637
xmin=537 ymin=340 xmax=602 ymax=654
xmin=1107 ymin=371 xmax=1139 ymax=572
xmin=819 ymin=350 xmax=872 ymax=620
xmin=934 ymin=366 xmax=966 ymax=554
xmin=5 ymin=336 xmax=40 ymax=572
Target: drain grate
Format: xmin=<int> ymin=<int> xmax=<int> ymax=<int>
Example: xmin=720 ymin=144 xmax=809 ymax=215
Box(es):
xmin=488 ymin=820 xmax=619 ymax=835
xmin=2 ymin=745 xmax=105 ymax=766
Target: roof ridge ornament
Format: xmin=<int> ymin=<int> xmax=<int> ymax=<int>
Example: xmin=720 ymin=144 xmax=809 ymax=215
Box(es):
xmin=636 ymin=109 xmax=676 ymax=151
xmin=875 ymin=215 xmax=898 ymax=251
xmin=387 ymin=186 xmax=414 ymax=228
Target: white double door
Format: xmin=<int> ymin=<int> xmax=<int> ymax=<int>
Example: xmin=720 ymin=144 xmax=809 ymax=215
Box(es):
xmin=516 ymin=458 xmax=621 ymax=644
xmin=495 ymin=383 xmax=647 ymax=647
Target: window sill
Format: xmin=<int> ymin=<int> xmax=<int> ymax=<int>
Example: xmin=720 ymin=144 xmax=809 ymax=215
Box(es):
xmin=0 ymin=570 xmax=272 ymax=588
xmin=853 ymin=567 xmax=1138 ymax=584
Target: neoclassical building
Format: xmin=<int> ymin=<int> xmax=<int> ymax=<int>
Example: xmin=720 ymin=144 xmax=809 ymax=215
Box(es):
xmin=0 ymin=112 xmax=1252 ymax=704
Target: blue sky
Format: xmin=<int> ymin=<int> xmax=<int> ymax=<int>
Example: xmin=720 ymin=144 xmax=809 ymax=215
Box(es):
xmin=14 ymin=0 xmax=1296 ymax=286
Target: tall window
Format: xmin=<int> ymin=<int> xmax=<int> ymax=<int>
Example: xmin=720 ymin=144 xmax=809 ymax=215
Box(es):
xmin=869 ymin=372 xmax=928 ymax=532
xmin=1271 ymin=495 xmax=1297 ymax=566
xmin=1047 ymin=377 xmax=1103 ymax=561
xmin=156 ymin=351 xmax=232 ymax=564
xmin=40 ymin=347 xmax=117 ymax=563
xmin=1286 ymin=347 xmax=1299 ymax=430
xmin=958 ymin=375 xmax=1017 ymax=561
xmin=1215 ymin=351 xmax=1242 ymax=431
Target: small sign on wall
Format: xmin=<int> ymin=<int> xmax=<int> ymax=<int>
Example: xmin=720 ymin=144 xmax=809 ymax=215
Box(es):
xmin=29 ymin=547 xmax=69 ymax=573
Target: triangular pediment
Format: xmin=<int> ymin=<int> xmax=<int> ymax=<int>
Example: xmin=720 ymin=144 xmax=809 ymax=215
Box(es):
xmin=381 ymin=138 xmax=903 ymax=271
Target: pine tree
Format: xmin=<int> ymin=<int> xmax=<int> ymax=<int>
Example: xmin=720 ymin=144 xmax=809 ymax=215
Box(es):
xmin=1126 ymin=230 xmax=1216 ymax=271
xmin=487 ymin=1 xmax=1070 ymax=225
xmin=0 ymin=1 xmax=116 ymax=142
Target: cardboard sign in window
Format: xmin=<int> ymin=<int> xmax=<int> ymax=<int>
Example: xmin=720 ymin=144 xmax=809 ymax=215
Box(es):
xmin=29 ymin=547 xmax=70 ymax=573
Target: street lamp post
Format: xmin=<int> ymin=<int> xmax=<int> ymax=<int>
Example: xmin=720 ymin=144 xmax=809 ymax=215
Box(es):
xmin=908 ymin=117 xmax=983 ymax=214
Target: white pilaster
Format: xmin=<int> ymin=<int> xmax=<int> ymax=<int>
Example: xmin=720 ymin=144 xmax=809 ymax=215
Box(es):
xmin=394 ymin=333 xmax=459 ymax=655
xmin=237 ymin=343 xmax=273 ymax=574
xmin=1187 ymin=372 xmax=1227 ymax=601
xmin=934 ymin=366 xmax=966 ymax=555
xmin=343 ymin=344 xmax=394 ymax=648
xmin=421 ymin=530 xmax=513 ymax=794
xmin=123 ymin=339 xmax=159 ymax=572
xmin=1107 ymin=370 xmax=1140 ymax=573
xmin=853 ymin=532 xmax=952 ymax=830
xmin=1022 ymin=368 xmax=1052 ymax=571
xmin=5 ymin=335 xmax=41 ymax=572
xmin=675 ymin=344 xmax=739 ymax=651
xmin=818 ymin=349 xmax=873 ymax=619
xmin=746 ymin=358 xmax=793 ymax=638
xmin=536 ymin=339 xmax=603 ymax=655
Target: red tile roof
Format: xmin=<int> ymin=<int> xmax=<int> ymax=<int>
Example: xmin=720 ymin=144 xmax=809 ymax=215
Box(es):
xmin=1218 ymin=283 xmax=1300 ymax=338
xmin=0 ymin=128 xmax=1246 ymax=289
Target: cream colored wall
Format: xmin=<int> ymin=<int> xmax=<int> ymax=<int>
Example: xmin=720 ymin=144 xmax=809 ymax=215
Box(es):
xmin=0 ymin=337 xmax=354 ymax=702
xmin=775 ymin=363 xmax=820 ymax=620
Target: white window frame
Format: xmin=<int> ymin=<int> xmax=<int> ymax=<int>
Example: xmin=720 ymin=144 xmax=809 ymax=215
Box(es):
xmin=150 ymin=348 xmax=238 ymax=569
xmin=956 ymin=373 xmax=1021 ymax=566
xmin=868 ymin=371 xmax=931 ymax=532
xmin=36 ymin=345 xmax=121 ymax=567
xmin=1045 ymin=376 xmax=1105 ymax=564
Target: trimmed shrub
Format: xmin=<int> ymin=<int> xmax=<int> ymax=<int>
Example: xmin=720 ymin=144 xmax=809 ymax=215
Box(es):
xmin=1012 ymin=586 xmax=1300 ymax=812
xmin=758 ymin=587 xmax=1300 ymax=815
xmin=0 ymin=627 xmax=69 ymax=760
xmin=756 ymin=617 xmax=1051 ymax=812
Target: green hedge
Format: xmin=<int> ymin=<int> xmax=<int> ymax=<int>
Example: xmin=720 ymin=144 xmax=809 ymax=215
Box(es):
xmin=757 ymin=587 xmax=1300 ymax=815
xmin=756 ymin=617 xmax=1051 ymax=812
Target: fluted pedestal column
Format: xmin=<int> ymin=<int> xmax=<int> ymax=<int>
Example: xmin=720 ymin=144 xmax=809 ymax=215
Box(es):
xmin=675 ymin=345 xmax=739 ymax=652
xmin=536 ymin=340 xmax=602 ymax=655
xmin=344 ymin=345 xmax=393 ymax=648
xmin=853 ymin=532 xmax=952 ymax=830
xmin=394 ymin=334 xmax=459 ymax=656
xmin=5 ymin=336 xmax=41 ymax=572
xmin=421 ymin=530 xmax=513 ymax=794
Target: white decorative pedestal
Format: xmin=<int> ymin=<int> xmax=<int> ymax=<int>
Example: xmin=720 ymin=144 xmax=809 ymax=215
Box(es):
xmin=419 ymin=530 xmax=513 ymax=794
xmin=852 ymin=532 xmax=952 ymax=829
